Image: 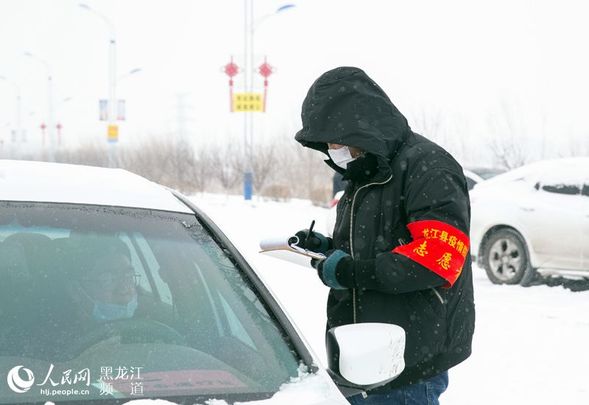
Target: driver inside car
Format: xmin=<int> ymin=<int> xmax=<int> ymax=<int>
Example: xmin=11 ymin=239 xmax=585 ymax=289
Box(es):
xmin=78 ymin=251 xmax=139 ymax=321
xmin=2 ymin=237 xmax=143 ymax=359
xmin=65 ymin=237 xmax=140 ymax=323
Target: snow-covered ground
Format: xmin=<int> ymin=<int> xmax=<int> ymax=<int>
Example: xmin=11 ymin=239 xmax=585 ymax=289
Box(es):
xmin=192 ymin=193 xmax=589 ymax=405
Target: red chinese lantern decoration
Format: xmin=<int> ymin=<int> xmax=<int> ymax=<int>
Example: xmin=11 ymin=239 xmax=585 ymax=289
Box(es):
xmin=258 ymin=57 xmax=274 ymax=112
xmin=40 ymin=123 xmax=46 ymax=147
xmin=223 ymin=57 xmax=240 ymax=112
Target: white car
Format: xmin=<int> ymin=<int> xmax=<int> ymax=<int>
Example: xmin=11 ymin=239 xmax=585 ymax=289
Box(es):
xmin=0 ymin=160 xmax=404 ymax=404
xmin=463 ymin=169 xmax=485 ymax=191
xmin=470 ymin=157 xmax=589 ymax=285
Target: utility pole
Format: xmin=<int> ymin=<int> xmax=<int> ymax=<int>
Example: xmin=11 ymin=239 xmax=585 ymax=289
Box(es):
xmin=175 ymin=92 xmax=194 ymax=189
xmin=229 ymin=1 xmax=294 ymax=200
xmin=243 ymin=0 xmax=254 ymax=200
xmin=0 ymin=76 xmax=23 ymax=159
xmin=175 ymin=93 xmax=192 ymax=143
xmin=24 ymin=52 xmax=55 ymax=161
xmin=79 ymin=3 xmax=118 ymax=167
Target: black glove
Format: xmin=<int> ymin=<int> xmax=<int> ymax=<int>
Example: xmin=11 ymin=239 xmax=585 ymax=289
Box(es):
xmin=292 ymin=229 xmax=332 ymax=254
xmin=311 ymin=249 xmax=353 ymax=290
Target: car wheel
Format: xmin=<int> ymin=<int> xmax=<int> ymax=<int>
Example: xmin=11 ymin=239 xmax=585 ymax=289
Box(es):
xmin=482 ymin=228 xmax=535 ymax=285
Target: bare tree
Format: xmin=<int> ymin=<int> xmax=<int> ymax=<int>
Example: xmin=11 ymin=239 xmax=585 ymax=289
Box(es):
xmin=211 ymin=143 xmax=242 ymax=193
xmin=56 ymin=142 xmax=109 ymax=167
xmin=562 ymin=134 xmax=589 ymax=158
xmin=409 ymin=106 xmax=445 ymax=144
xmin=167 ymin=138 xmax=199 ymax=193
xmin=252 ymin=141 xmax=278 ymax=192
xmin=26 ymin=131 xmax=335 ymax=202
xmin=279 ymin=140 xmax=332 ymax=204
xmin=120 ymin=138 xmax=175 ymax=185
xmin=186 ymin=145 xmax=214 ymax=193
xmin=486 ymin=102 xmax=530 ymax=170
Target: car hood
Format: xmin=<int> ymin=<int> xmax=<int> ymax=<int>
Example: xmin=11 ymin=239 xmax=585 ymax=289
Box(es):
xmin=123 ymin=369 xmax=348 ymax=404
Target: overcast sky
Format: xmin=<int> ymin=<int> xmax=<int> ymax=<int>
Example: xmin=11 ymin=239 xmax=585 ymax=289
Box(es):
xmin=0 ymin=0 xmax=588 ymax=165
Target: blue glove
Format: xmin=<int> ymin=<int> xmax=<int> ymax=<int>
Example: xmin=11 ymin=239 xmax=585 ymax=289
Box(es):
xmin=311 ymin=249 xmax=352 ymax=290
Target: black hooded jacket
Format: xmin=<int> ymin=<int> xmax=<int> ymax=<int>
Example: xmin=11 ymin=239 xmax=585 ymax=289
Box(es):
xmin=295 ymin=67 xmax=475 ymax=390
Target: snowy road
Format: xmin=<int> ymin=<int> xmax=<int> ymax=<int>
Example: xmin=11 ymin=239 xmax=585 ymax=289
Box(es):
xmin=193 ymin=194 xmax=589 ymax=405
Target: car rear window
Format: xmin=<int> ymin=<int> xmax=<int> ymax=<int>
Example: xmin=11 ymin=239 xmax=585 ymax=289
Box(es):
xmin=0 ymin=202 xmax=300 ymax=403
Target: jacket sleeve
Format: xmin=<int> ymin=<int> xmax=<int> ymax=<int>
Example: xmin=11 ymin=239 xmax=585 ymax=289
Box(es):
xmin=337 ymin=166 xmax=471 ymax=294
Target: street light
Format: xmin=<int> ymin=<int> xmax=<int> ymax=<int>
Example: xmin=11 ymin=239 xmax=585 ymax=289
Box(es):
xmin=117 ymin=68 xmax=142 ymax=84
xmin=249 ymin=4 xmax=296 ymax=93
xmin=242 ymin=2 xmax=295 ymax=200
xmin=24 ymin=51 xmax=56 ymax=162
xmin=0 ymin=75 xmax=22 ymax=159
xmin=79 ymin=2 xmax=118 ymax=166
xmin=252 ymin=4 xmax=296 ymax=31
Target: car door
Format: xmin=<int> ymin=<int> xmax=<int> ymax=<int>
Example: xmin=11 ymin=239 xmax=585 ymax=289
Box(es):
xmin=523 ymin=167 xmax=584 ymax=270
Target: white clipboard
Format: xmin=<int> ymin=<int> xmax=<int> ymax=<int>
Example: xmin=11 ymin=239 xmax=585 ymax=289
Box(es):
xmin=259 ymin=235 xmax=327 ymax=261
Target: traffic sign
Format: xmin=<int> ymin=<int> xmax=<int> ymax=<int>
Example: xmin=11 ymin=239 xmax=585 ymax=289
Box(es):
xmin=233 ymin=93 xmax=264 ymax=112
xmin=99 ymin=100 xmax=108 ymax=121
xmin=107 ymin=124 xmax=119 ymax=143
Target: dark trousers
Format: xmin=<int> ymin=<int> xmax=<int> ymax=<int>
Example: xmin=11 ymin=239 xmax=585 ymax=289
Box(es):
xmin=348 ymin=371 xmax=449 ymax=405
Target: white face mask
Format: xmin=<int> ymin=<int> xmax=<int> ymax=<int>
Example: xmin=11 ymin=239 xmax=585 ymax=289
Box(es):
xmin=328 ymin=146 xmax=357 ymax=169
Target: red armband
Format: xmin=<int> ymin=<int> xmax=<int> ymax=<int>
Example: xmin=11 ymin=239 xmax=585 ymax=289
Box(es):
xmin=392 ymin=220 xmax=470 ymax=288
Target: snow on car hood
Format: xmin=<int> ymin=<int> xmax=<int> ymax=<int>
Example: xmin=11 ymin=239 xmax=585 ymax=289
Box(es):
xmin=473 ymin=157 xmax=589 ymax=191
xmin=121 ymin=367 xmax=347 ymax=405
xmin=0 ymin=160 xmax=192 ymax=213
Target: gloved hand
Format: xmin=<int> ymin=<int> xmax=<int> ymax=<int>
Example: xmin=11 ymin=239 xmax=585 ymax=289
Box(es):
xmin=293 ymin=229 xmax=332 ymax=253
xmin=311 ymin=249 xmax=353 ymax=290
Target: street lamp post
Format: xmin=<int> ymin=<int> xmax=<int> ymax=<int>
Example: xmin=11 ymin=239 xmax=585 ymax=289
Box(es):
xmin=23 ymin=52 xmax=55 ymax=161
xmin=242 ymin=1 xmax=295 ymax=200
xmin=243 ymin=0 xmax=252 ymax=200
xmin=79 ymin=3 xmax=118 ymax=167
xmin=0 ymin=76 xmax=23 ymax=159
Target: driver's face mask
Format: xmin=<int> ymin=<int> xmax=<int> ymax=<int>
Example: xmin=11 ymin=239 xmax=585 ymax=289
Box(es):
xmin=92 ymin=293 xmax=138 ymax=321
xmin=78 ymin=282 xmax=138 ymax=321
xmin=328 ymin=146 xmax=358 ymax=169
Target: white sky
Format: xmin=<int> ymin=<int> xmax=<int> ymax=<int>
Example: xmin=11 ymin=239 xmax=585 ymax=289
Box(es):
xmin=0 ymin=0 xmax=588 ymax=164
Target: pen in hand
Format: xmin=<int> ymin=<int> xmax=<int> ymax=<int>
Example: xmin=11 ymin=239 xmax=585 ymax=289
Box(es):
xmin=304 ymin=220 xmax=316 ymax=247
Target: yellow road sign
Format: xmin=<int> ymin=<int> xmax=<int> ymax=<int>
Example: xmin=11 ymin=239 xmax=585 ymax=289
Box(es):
xmin=233 ymin=93 xmax=264 ymax=112
xmin=107 ymin=124 xmax=119 ymax=142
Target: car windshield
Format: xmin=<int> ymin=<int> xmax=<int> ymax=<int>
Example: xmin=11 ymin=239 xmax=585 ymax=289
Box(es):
xmin=0 ymin=202 xmax=300 ymax=403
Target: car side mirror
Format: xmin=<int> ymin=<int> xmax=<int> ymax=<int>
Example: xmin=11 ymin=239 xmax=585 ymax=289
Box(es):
xmin=326 ymin=323 xmax=405 ymax=391
xmin=534 ymin=182 xmax=540 ymax=190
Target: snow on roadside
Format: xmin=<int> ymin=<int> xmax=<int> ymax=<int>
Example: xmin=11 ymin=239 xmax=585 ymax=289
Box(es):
xmin=191 ymin=193 xmax=589 ymax=405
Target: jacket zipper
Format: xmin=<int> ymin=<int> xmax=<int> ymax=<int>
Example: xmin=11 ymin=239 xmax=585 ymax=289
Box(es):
xmin=349 ymin=174 xmax=393 ymax=324
xmin=431 ymin=288 xmax=445 ymax=305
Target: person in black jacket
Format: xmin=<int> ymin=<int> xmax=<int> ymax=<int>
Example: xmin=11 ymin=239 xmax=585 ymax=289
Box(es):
xmin=294 ymin=67 xmax=475 ymax=404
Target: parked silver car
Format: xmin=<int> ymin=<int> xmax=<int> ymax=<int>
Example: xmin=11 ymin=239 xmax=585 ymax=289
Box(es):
xmin=470 ymin=157 xmax=589 ymax=286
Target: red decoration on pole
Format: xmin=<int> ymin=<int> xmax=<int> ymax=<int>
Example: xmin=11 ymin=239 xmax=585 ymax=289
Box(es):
xmin=258 ymin=59 xmax=273 ymax=79
xmin=223 ymin=56 xmax=240 ymax=112
xmin=40 ymin=123 xmax=46 ymax=147
xmin=224 ymin=58 xmax=239 ymax=78
xmin=56 ymin=123 xmax=62 ymax=146
xmin=258 ymin=57 xmax=274 ymax=112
